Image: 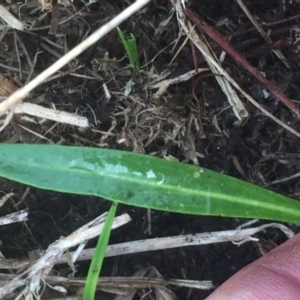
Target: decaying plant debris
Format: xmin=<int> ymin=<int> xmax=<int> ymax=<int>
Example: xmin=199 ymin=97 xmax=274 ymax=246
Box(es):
xmin=1 ymin=0 xmax=300 ymax=299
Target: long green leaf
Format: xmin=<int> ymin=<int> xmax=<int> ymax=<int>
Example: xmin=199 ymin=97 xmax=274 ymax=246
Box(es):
xmin=0 ymin=144 xmax=300 ymax=224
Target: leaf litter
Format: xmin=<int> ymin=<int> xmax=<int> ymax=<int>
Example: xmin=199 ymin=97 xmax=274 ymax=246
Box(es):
xmin=1 ymin=0 xmax=300 ymax=299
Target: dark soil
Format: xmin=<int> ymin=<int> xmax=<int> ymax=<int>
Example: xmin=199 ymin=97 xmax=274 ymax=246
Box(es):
xmin=1 ymin=0 xmax=300 ymax=299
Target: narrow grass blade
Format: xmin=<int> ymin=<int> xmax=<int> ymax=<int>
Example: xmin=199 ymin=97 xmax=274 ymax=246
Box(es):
xmin=127 ymin=33 xmax=139 ymax=69
xmin=0 ymin=144 xmax=300 ymax=224
xmin=117 ymin=27 xmax=139 ymax=69
xmin=83 ymin=202 xmax=117 ymax=300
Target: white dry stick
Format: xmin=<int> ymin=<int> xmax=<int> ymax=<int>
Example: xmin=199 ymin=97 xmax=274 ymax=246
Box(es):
xmin=55 ymin=222 xmax=293 ymax=264
xmin=205 ymin=49 xmax=249 ymax=120
xmin=148 ymin=68 xmax=209 ymax=101
xmin=0 ymin=192 xmax=13 ymax=208
xmin=15 ymin=102 xmax=89 ymax=128
xmin=69 ymin=212 xmax=108 ymax=264
xmin=198 ymin=33 xmax=248 ymax=120
xmin=0 ymin=5 xmax=26 ymax=30
xmin=148 ymin=68 xmax=210 ymax=89
xmin=0 ymin=209 xmax=28 ymax=225
xmin=0 ymin=273 xmax=213 ymax=292
xmin=0 ymin=222 xmax=293 ymax=271
xmin=0 ymin=213 xmax=131 ymax=298
xmin=271 ymin=170 xmax=300 ymax=185
xmin=0 ymin=73 xmax=88 ymax=130
xmin=0 ymin=0 xmax=151 ymax=116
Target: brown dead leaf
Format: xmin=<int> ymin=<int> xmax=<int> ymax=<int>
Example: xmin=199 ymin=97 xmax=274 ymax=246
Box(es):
xmin=0 ymin=74 xmax=17 ymax=98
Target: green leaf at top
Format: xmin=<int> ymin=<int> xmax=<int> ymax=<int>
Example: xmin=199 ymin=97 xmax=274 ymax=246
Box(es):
xmin=0 ymin=144 xmax=300 ymax=224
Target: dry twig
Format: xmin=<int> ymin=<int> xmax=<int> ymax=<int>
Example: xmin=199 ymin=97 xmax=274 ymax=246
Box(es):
xmin=236 ymin=0 xmax=290 ymax=69
xmin=0 ymin=5 xmax=26 ymax=31
xmin=184 ymin=6 xmax=300 ymax=119
xmin=0 ymin=213 xmax=131 ymax=298
xmin=15 ymin=103 xmax=89 ymax=128
xmin=172 ymin=4 xmax=249 ymax=121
